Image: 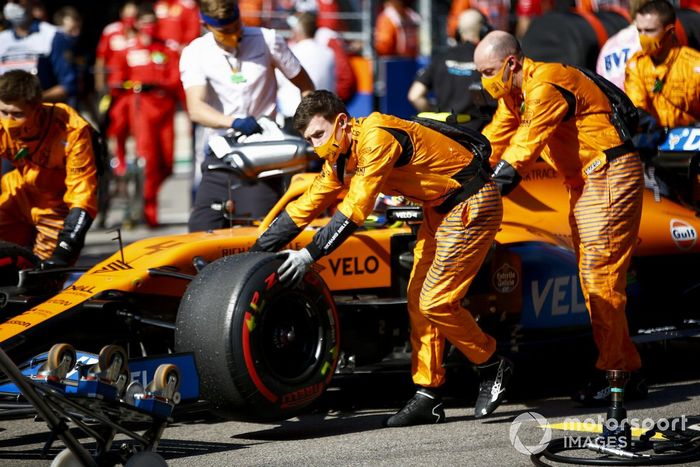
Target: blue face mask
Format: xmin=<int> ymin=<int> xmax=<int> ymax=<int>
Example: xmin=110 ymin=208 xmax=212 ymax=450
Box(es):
xmin=3 ymin=3 xmax=29 ymax=27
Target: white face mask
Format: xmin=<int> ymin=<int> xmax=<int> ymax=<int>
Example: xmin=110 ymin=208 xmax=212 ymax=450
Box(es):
xmin=3 ymin=2 xmax=29 ymax=27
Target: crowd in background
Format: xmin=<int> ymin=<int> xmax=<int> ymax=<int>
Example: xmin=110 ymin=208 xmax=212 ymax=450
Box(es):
xmin=0 ymin=0 xmax=699 ymax=229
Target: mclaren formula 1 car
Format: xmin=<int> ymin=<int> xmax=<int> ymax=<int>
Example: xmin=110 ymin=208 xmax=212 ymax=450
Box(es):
xmin=0 ymin=129 xmax=698 ymax=422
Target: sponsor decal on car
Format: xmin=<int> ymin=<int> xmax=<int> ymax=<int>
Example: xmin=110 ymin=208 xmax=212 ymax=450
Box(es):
xmin=670 ymin=219 xmax=697 ymax=250
xmin=659 ymin=127 xmax=700 ymax=151
xmin=492 ymin=263 xmax=519 ymax=293
xmin=328 ymin=256 xmax=379 ymax=276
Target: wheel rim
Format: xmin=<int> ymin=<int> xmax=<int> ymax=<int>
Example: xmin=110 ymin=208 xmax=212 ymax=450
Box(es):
xmin=257 ymin=291 xmax=324 ymax=384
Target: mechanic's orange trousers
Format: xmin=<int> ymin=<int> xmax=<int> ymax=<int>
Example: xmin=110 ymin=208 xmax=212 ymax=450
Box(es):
xmin=408 ymin=181 xmax=502 ymax=388
xmin=568 ymin=153 xmax=643 ymax=372
xmin=0 ymin=170 xmax=67 ymax=260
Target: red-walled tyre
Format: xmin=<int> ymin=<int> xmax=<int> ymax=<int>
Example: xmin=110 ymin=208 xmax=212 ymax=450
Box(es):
xmin=175 ymin=252 xmax=339 ymax=421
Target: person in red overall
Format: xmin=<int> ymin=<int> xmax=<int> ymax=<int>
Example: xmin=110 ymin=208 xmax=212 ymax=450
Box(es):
xmin=154 ymin=0 xmax=200 ymax=107
xmin=95 ymin=0 xmax=138 ymax=176
xmin=154 ymin=0 xmax=201 ymax=53
xmin=112 ymin=3 xmax=181 ymax=228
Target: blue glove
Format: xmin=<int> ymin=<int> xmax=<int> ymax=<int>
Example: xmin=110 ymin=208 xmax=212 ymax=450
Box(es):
xmin=277 ymin=249 xmax=314 ymax=287
xmin=232 ymin=116 xmax=263 ymax=136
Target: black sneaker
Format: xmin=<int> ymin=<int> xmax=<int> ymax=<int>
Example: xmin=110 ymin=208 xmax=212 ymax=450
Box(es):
xmin=384 ymin=389 xmax=445 ymax=427
xmin=474 ymin=356 xmax=513 ymax=419
xmin=573 ymin=371 xmax=648 ymax=407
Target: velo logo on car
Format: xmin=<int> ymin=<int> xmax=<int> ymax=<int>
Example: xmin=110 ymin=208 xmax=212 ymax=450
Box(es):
xmin=670 ymin=219 xmax=697 ymax=250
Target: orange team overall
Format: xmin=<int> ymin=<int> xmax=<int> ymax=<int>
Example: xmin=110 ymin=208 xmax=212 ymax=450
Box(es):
xmin=0 ymin=102 xmax=98 ymax=261
xmin=483 ymin=56 xmax=643 ymax=373
xmin=254 ymin=111 xmax=502 ymax=391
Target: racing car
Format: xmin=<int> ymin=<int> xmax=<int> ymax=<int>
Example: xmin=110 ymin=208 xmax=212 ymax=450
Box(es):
xmin=0 ymin=127 xmax=698 ymax=423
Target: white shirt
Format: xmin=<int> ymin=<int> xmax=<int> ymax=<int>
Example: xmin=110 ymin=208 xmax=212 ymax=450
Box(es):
xmin=180 ymin=26 xmax=302 ymax=142
xmin=276 ymin=38 xmax=335 ymax=118
xmin=0 ymin=22 xmax=57 ymax=75
xmin=596 ymin=24 xmax=640 ymax=91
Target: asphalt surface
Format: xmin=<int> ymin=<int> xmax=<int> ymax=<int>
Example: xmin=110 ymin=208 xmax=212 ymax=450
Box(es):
xmin=1 ymin=357 xmax=700 ymax=466
xmin=3 ymin=161 xmax=700 ymax=466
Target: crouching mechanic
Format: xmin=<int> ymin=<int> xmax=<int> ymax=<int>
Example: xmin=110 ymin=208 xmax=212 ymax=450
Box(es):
xmin=475 ymin=31 xmax=644 ymax=404
xmin=251 ymin=90 xmax=514 ymax=426
xmin=0 ymin=70 xmax=97 ymax=267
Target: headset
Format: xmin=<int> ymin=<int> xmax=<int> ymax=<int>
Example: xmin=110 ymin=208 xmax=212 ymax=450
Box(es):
xmin=478 ymin=11 xmax=495 ymax=40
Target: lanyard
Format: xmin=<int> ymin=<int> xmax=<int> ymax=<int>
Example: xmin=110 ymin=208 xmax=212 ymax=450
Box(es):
xmin=224 ymin=54 xmax=246 ymax=84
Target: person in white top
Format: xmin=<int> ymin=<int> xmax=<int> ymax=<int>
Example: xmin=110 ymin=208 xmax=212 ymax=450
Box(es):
xmin=180 ymin=0 xmax=315 ymax=232
xmin=595 ymin=0 xmax=644 ymax=90
xmin=277 ymin=12 xmax=336 ymax=129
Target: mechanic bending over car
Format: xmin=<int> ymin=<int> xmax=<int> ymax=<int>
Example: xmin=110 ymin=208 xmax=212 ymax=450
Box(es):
xmin=251 ymin=90 xmax=514 ymax=426
xmin=625 ymin=0 xmax=700 ymax=146
xmin=0 ymin=70 xmax=97 ymax=267
xmin=475 ymin=31 xmax=646 ymax=405
xmin=181 ymin=0 xmax=315 ymax=232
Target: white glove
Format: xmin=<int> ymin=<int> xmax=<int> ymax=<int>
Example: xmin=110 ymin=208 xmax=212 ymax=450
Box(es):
xmin=277 ymin=248 xmax=314 ymax=287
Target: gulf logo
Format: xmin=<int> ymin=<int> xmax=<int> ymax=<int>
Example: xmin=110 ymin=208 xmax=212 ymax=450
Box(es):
xmin=670 ymin=219 xmax=697 ymax=250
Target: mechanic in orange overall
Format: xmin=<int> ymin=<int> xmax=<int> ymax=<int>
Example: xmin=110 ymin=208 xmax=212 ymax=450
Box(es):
xmin=251 ymin=90 xmax=514 ymax=426
xmin=112 ymin=3 xmax=181 ymax=228
xmin=625 ymin=0 xmax=700 ymax=129
xmin=374 ymin=0 xmax=421 ymax=57
xmin=0 ymin=70 xmax=97 ymax=266
xmin=475 ymin=31 xmax=645 ymax=405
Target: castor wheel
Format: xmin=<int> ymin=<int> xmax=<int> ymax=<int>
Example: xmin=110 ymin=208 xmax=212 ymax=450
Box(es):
xmin=43 ymin=343 xmax=77 ymax=380
xmin=97 ymin=344 xmax=128 ymax=382
xmin=95 ymin=345 xmax=130 ymax=396
xmin=147 ymin=363 xmax=181 ymax=402
xmin=50 ymin=448 xmax=86 ymax=467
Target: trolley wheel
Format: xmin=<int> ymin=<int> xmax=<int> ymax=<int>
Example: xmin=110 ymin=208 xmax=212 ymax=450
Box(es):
xmin=148 ymin=363 xmax=180 ymax=393
xmin=46 ymin=343 xmax=76 ymax=372
xmin=116 ymin=366 xmax=131 ymax=397
xmin=50 ymin=448 xmax=85 ymax=467
xmin=125 ymin=451 xmax=167 ymax=467
xmin=97 ymin=345 xmax=127 ymax=373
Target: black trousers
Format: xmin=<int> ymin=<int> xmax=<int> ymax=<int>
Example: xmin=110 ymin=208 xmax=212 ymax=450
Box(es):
xmin=188 ymin=156 xmax=285 ymax=232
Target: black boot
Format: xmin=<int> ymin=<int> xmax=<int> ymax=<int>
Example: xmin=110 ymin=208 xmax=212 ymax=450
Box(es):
xmin=573 ymin=370 xmax=648 ymax=407
xmin=474 ymin=355 xmax=513 ymax=419
xmin=385 ymin=388 xmax=445 ymax=427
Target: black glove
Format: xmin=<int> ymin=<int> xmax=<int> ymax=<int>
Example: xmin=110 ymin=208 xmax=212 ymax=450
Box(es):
xmin=491 ymin=159 xmax=521 ymax=196
xmin=637 ymin=108 xmax=659 ymax=133
xmin=633 ymin=109 xmax=664 ymax=160
xmin=232 ymin=116 xmax=263 ymax=136
xmin=46 ymin=207 xmax=93 ymax=268
xmin=41 ymin=247 xmax=71 ymax=270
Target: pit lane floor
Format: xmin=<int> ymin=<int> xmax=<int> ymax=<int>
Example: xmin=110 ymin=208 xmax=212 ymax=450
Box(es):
xmin=1 ymin=343 xmax=700 ymax=466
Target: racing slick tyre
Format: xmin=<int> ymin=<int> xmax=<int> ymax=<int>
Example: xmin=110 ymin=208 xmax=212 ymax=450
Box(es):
xmin=0 ymin=241 xmax=39 ymax=287
xmin=175 ymin=252 xmax=340 ymax=421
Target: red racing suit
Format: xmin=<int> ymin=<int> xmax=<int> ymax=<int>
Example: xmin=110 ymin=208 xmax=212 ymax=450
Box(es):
xmin=112 ymin=38 xmax=181 ymax=226
xmin=0 ymin=104 xmax=98 ymax=260
xmin=484 ymin=57 xmax=643 ymax=372
xmin=253 ymin=113 xmax=503 ymax=388
xmin=154 ymin=0 xmax=201 ymax=52
xmin=96 ymin=21 xmax=136 ymax=172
